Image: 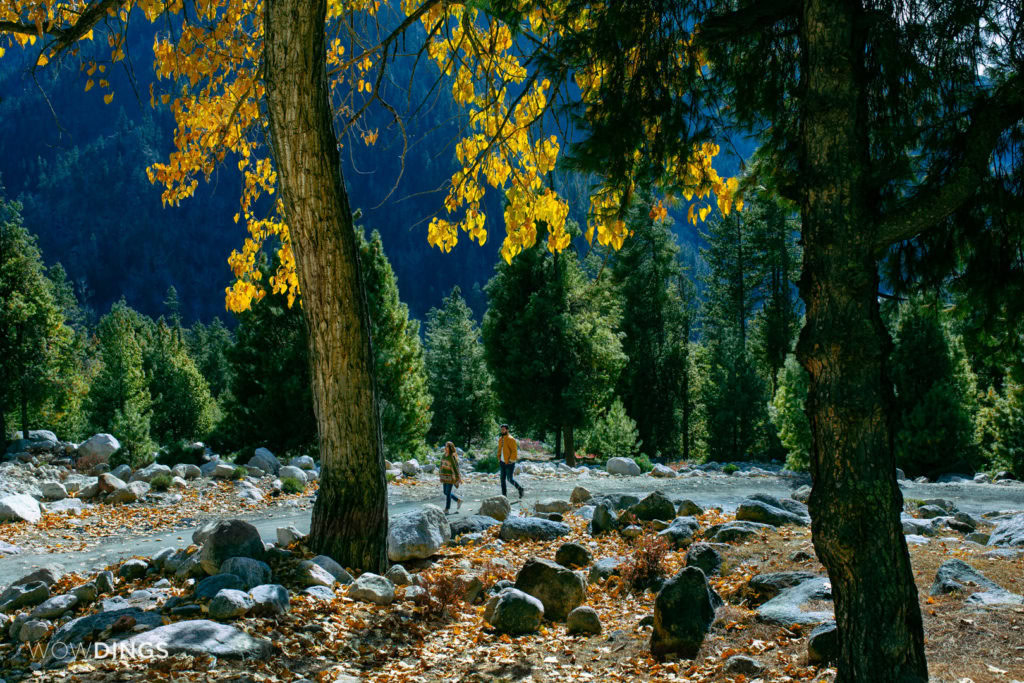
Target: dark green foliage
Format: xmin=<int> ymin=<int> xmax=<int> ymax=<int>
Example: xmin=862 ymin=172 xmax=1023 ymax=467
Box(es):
xmin=976 ymin=380 xmax=1024 ymax=478
xmin=158 ymin=440 xmax=206 ymax=468
xmin=473 ymin=455 xmax=500 ymax=473
xmin=216 ymin=259 xmax=317 ymax=454
xmin=0 ymin=196 xmax=71 ymax=442
xmin=281 ymin=477 xmax=305 ymax=494
xmin=483 ymin=223 xmax=625 ymax=462
xmin=231 ymin=466 xmax=247 ymax=480
xmin=634 ymin=453 xmax=654 ymax=473
xmin=357 ymin=228 xmax=432 ymax=461
xmin=581 ymin=398 xmax=641 ymax=461
xmin=150 ymin=473 xmax=172 ymax=491
xmin=143 ymin=321 xmax=217 ymax=444
xmin=611 ymin=197 xmax=696 ymax=457
xmin=770 ymin=354 xmax=812 ymax=472
xmin=424 ymin=286 xmax=495 ymax=450
xmin=187 ymin=317 xmax=233 ymax=399
xmin=723 ymin=464 xmax=738 ymax=475
xmin=889 ymin=299 xmax=979 ymax=477
xmin=88 ymin=301 xmax=155 ymax=464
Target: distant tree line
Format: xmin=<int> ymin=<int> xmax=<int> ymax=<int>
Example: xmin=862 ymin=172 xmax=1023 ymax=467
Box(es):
xmin=2 ymin=189 xmax=1020 ymax=480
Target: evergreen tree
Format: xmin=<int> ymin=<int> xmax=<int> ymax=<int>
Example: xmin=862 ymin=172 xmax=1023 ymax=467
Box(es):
xmin=889 ymin=298 xmax=979 ymax=477
xmin=88 ymin=301 xmax=154 ymax=466
xmin=187 ymin=317 xmax=234 ymax=399
xmin=699 ymin=210 xmax=774 ymax=461
xmin=582 ymin=396 xmax=641 ymax=461
xmin=770 ymin=354 xmax=812 ymax=472
xmin=0 ymin=196 xmax=66 ymax=442
xmin=163 ymin=286 xmax=183 ymax=329
xmin=357 ymin=228 xmax=432 ymax=461
xmin=424 ymin=286 xmax=495 ymax=450
xmin=219 ymin=260 xmax=317 ymax=454
xmin=483 ymin=223 xmax=625 ymax=465
xmin=611 ymin=197 xmax=695 ymax=457
xmin=977 ymin=378 xmax=1024 ymax=479
xmin=143 ymin=320 xmax=217 ymax=444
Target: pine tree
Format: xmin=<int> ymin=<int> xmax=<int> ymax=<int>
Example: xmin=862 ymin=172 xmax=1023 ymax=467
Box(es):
xmin=977 ymin=378 xmax=1024 ymax=479
xmin=143 ymin=320 xmax=217 ymax=444
xmin=889 ymin=298 xmax=979 ymax=477
xmin=424 ymin=286 xmax=495 ymax=450
xmin=483 ymin=223 xmax=625 ymax=465
xmin=770 ymin=354 xmax=812 ymax=472
xmin=0 ymin=196 xmax=67 ymax=442
xmin=611 ymin=197 xmax=695 ymax=457
xmin=88 ymin=301 xmax=154 ymax=466
xmin=187 ymin=317 xmax=233 ymax=399
xmin=357 ymin=228 xmax=432 ymax=461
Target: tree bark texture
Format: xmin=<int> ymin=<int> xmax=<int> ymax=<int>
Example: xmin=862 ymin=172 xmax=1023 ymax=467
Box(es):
xmin=796 ymin=1 xmax=927 ymax=681
xmin=564 ymin=425 xmax=576 ymax=466
xmin=263 ymin=0 xmax=388 ymax=572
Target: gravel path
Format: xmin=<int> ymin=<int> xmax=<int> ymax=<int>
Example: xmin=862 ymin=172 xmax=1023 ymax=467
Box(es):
xmin=2 ymin=466 xmax=1021 ymax=587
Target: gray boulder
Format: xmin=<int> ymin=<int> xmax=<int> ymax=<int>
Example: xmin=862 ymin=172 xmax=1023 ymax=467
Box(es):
xmin=173 ymin=463 xmax=202 ymax=479
xmin=40 ymin=481 xmax=68 ymax=500
xmin=30 ymin=593 xmax=78 ymax=619
xmin=248 ymin=448 xmax=280 ymax=475
xmin=0 ymin=581 xmax=50 ymax=612
xmin=387 ymin=504 xmax=451 ymax=561
xmin=219 ymin=557 xmax=273 ymax=590
xmin=591 ymin=493 xmax=640 ymax=511
xmin=675 ymin=499 xmax=704 ymax=517
xmin=311 ymin=555 xmax=354 ymax=584
xmin=71 ymin=582 xmax=98 ymax=603
xmin=119 ymin=559 xmax=149 ymax=580
xmin=249 ymin=584 xmax=290 ymax=615
xmin=110 ymin=464 xmax=132 ymax=481
xmin=385 ymin=565 xmax=413 ymax=587
xmin=19 ymin=618 xmax=52 ymax=642
xmin=685 ymin=543 xmax=722 ymax=577
xmin=724 ymin=655 xmax=766 ymax=676
xmin=629 ymin=491 xmax=676 ymax=521
xmin=555 ymin=542 xmax=593 ymax=568
xmin=589 ymin=557 xmax=622 ymax=584
xmin=931 ymin=558 xmax=1024 ymax=606
xmin=298 ymin=561 xmax=337 ymax=588
xmin=0 ymin=493 xmax=42 ymax=524
xmin=208 ymin=589 xmax=254 ymax=619
xmin=76 ymin=434 xmax=119 ymax=469
xmin=514 ymin=557 xmax=585 ymax=621
xmin=348 ymin=573 xmax=395 ymax=605
xmin=567 ymin=606 xmax=602 ymax=635
xmin=212 ymin=463 xmax=237 ymax=478
xmin=195 ymin=573 xmax=246 ymax=600
xmin=117 ymin=619 xmax=272 ymax=659
xmin=13 ymin=565 xmax=63 ymax=587
xmin=588 ymin=502 xmax=617 ymax=536
xmin=989 ymin=514 xmax=1024 ymax=547
xmin=606 ymin=457 xmax=641 ymax=476
xmin=917 ymin=504 xmax=947 ymax=519
xmin=289 ymin=455 xmax=316 ymax=470
xmin=736 ymin=496 xmax=809 ymax=526
xmin=44 ymin=608 xmax=164 ymax=664
xmin=276 ymin=524 xmax=305 ymax=547
xmin=749 ymin=572 xmax=821 ymax=599
xmin=535 ymin=499 xmax=572 ymax=514
xmin=705 ymin=520 xmax=774 ymax=542
xmin=484 ymin=588 xmax=544 ymax=635
xmin=479 ymin=495 xmax=512 ymax=522
xmin=95 ymin=571 xmax=114 ymax=594
xmin=651 ymin=464 xmax=677 ymax=478
xmin=303 ymin=585 xmax=336 ymax=600
xmin=807 ymin=622 xmax=838 ymax=664
xmin=756 ymin=576 xmax=833 ymax=626
xmin=199 ymin=519 xmax=265 ymax=574
xmin=401 ymin=459 xmax=421 ymax=476
xmin=110 ymin=480 xmax=150 ymax=505
xmin=450 ymin=515 xmax=501 ymax=537
xmin=96 ymin=473 xmax=127 ymax=495
xmin=500 ymin=516 xmax=571 ymax=542
xmin=131 ymin=463 xmax=171 ymax=483
xmin=650 ymin=567 xmax=717 ymax=659
xmin=278 ymin=465 xmax=307 ymax=484
xmin=570 ymin=486 xmax=592 ymax=504
xmin=658 ymin=516 xmax=700 ymax=549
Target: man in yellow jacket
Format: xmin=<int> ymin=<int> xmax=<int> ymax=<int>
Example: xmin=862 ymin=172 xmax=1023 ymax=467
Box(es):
xmin=497 ymin=423 xmax=524 ymax=499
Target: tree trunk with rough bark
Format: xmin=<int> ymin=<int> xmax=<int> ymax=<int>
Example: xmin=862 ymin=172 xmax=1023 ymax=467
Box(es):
xmin=263 ymin=0 xmax=388 ymax=573
xmin=563 ymin=424 xmax=576 ymax=466
xmin=796 ymin=1 xmax=927 ymax=681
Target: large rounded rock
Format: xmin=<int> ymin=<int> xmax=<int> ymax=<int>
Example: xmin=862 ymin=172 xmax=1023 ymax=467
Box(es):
xmin=555 ymin=542 xmax=593 ymax=568
xmin=629 ymin=491 xmax=676 ymax=521
xmin=989 ymin=514 xmax=1024 ymax=547
xmin=219 ymin=557 xmax=273 ymax=590
xmin=278 ymin=465 xmax=307 ymax=484
xmin=30 ymin=593 xmax=79 ymax=619
xmin=289 ymin=455 xmax=316 ymax=470
xmin=807 ymin=622 xmax=838 ymax=664
xmin=500 ymin=516 xmax=571 ymax=542
xmin=249 ymin=584 xmax=290 ymax=615
xmin=536 ymin=499 xmax=572 ymax=514
xmin=479 ymin=495 xmax=512 ymax=522
xmin=514 ymin=557 xmax=585 ymax=621
xmin=570 ymin=486 xmax=592 ymax=504
xmin=0 ymin=494 xmax=42 ymax=524
xmin=209 ymin=589 xmax=254 ymax=619
xmin=736 ymin=497 xmax=809 ymax=527
xmin=685 ymin=543 xmax=723 ymax=576
xmin=173 ymin=463 xmax=202 ymax=480
xmin=116 ymin=619 xmax=272 ymax=659
xmin=96 ymin=473 xmax=127 ymax=496
xmin=310 ymin=555 xmax=354 ymax=584
xmin=401 ymin=460 xmax=421 ymax=476
xmin=40 ymin=481 xmax=68 ymax=501
xmin=131 ymin=463 xmax=172 ymax=483
xmin=76 ymin=434 xmax=120 ymax=469
xmin=567 ymin=606 xmax=602 ymax=635
xmin=110 ymin=481 xmax=150 ymax=505
xmin=658 ymin=516 xmax=700 ymax=549
xmin=199 ymin=520 xmax=266 ymax=575
xmin=387 ymin=504 xmax=451 ymax=561
xmin=248 ymin=448 xmax=280 ymax=475
xmin=484 ymin=588 xmax=544 ymax=635
xmin=606 ymin=457 xmax=641 ymax=476
xmin=0 ymin=581 xmax=50 ymax=612
xmin=650 ymin=567 xmax=717 ymax=659
xmin=348 ymin=573 xmax=395 ymax=605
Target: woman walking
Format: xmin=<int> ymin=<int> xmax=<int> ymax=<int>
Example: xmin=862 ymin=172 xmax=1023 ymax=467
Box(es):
xmin=439 ymin=441 xmax=463 ymax=514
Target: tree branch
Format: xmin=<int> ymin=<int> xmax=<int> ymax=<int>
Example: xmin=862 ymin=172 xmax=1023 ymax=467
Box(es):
xmin=0 ymin=0 xmax=127 ymax=56
xmin=873 ymin=73 xmax=1024 ymax=255
xmin=697 ymin=0 xmax=799 ymax=44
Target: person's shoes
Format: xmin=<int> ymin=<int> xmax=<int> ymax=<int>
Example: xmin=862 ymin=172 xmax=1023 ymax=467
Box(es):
xmin=444 ymin=509 xmax=451 ymax=515
xmin=457 ymin=498 xmax=463 ymax=511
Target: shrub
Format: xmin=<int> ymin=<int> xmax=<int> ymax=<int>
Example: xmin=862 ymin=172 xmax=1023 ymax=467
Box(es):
xmin=150 ymin=473 xmax=172 ymax=491
xmin=158 ymin=440 xmax=206 ymax=468
xmin=621 ymin=535 xmax=670 ymax=592
xmin=230 ymin=465 xmax=247 ymax=480
xmin=634 ymin=453 xmax=653 ymax=473
xmin=418 ymin=571 xmax=464 ymax=620
xmin=474 ymin=455 xmax=500 ymax=473
xmin=108 ymin=443 xmax=153 ymax=471
xmin=582 ymin=398 xmax=641 ymax=461
xmin=281 ymin=476 xmax=304 ymax=494
xmin=723 ymin=463 xmax=739 ymax=475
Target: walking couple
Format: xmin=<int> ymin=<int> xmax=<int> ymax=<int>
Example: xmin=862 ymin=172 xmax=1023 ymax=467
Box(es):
xmin=438 ymin=423 xmax=525 ymax=515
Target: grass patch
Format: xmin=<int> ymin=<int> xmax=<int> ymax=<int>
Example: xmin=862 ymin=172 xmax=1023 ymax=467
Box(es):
xmin=281 ymin=476 xmax=304 ymax=494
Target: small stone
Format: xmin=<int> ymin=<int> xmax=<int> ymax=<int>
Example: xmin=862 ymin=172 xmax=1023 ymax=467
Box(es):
xmin=479 ymin=495 xmax=512 ymax=522
xmin=303 ymin=586 xmax=336 ymax=600
xmin=71 ymin=582 xmax=98 ymax=603
xmin=208 ymin=589 xmax=254 ymax=619
xmin=118 ymin=559 xmax=149 ymax=581
xmin=570 ymin=486 xmax=592 ymax=504
xmin=385 ymin=565 xmax=413 ymax=587
xmin=724 ymin=655 xmax=765 ymax=675
xmin=684 ymin=543 xmax=722 ymax=576
xmin=484 ymin=588 xmax=544 ymax=634
xmin=194 ymin=574 xmax=245 ymax=600
xmin=807 ymin=622 xmax=838 ymax=664
xmin=299 ymin=561 xmax=337 ymax=588
xmin=249 ymin=584 xmax=290 ymax=615
xmin=30 ymin=593 xmax=78 ymax=619
xmin=18 ymin=619 xmax=51 ymax=643
xmin=311 ymin=555 xmax=354 ymax=584
xmin=348 ymin=573 xmax=395 ymax=605
xmin=95 ymin=571 xmax=115 ymax=594
xmin=555 ymin=542 xmax=593 ymax=568
xmin=219 ymin=557 xmax=273 ymax=590
xmin=276 ymin=525 xmax=305 ymax=547
xmin=567 ymin=606 xmax=602 ymax=635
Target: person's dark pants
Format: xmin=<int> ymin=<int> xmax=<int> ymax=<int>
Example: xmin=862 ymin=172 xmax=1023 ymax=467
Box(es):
xmin=443 ymin=483 xmax=460 ymax=511
xmin=499 ymin=461 xmax=523 ymax=497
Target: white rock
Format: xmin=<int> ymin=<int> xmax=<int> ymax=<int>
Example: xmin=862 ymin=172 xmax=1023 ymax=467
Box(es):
xmin=0 ymin=494 xmax=42 ymax=524
xmin=606 ymin=457 xmax=642 ymax=476
xmin=76 ymin=434 xmax=120 ymax=469
xmin=40 ymin=481 xmax=68 ymax=500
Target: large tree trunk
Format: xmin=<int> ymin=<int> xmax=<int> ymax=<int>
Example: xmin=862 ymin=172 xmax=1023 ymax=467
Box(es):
xmin=263 ymin=0 xmax=388 ymax=572
xmin=563 ymin=425 xmax=576 ymax=466
xmin=796 ymin=1 xmax=927 ymax=681
xmin=20 ymin=377 xmax=28 ymax=442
